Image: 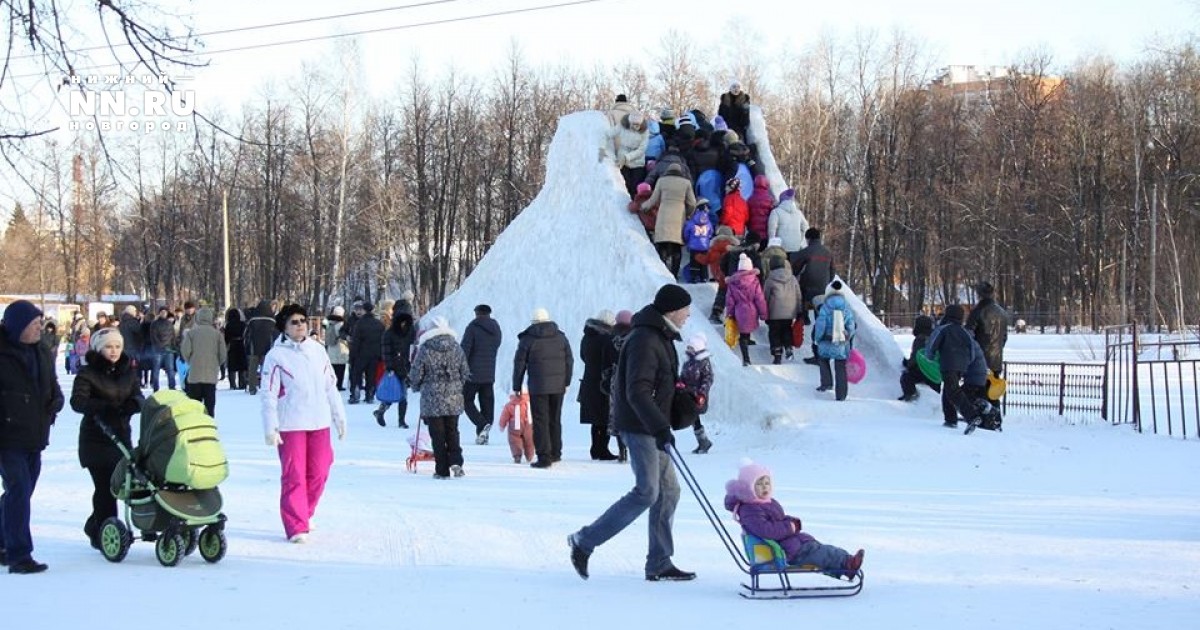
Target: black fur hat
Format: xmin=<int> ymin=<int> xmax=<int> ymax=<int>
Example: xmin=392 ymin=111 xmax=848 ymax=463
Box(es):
xmin=275 ymin=303 xmax=308 ymax=332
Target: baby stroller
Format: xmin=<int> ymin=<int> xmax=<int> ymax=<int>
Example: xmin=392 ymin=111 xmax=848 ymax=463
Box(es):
xmin=96 ymin=390 xmax=229 ymax=567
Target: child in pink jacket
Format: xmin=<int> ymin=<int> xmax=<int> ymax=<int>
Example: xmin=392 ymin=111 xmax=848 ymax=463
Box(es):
xmin=498 ymin=391 xmax=536 ymax=464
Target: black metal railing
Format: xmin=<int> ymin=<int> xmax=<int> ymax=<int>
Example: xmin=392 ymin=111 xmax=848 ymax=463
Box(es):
xmin=1002 ymin=361 xmax=1106 ymax=420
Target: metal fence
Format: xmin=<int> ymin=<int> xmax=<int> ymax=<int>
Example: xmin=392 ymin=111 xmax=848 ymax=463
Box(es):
xmin=964 ymin=323 xmax=1198 ymax=439
xmin=1104 ymin=323 xmax=1199 ymax=439
xmin=1001 ymin=361 xmax=1106 ymax=420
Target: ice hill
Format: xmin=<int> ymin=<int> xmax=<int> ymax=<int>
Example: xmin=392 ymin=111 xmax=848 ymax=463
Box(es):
xmin=423 ymin=108 xmax=902 ymax=429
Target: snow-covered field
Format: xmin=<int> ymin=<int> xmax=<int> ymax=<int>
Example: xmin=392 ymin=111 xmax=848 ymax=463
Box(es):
xmin=7 ymin=112 xmax=1195 ymax=629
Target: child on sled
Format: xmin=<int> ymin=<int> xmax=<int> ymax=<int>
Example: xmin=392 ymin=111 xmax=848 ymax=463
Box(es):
xmin=724 ymin=459 xmax=864 ymax=578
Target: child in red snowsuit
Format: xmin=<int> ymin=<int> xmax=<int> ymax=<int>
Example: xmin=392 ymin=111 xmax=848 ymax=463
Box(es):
xmin=498 ymin=391 xmax=536 ymax=464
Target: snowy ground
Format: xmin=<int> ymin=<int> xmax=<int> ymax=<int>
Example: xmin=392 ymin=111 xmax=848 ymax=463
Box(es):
xmin=6 ymin=334 xmax=1198 ymax=629
xmin=7 ymin=112 xmax=1196 ymax=628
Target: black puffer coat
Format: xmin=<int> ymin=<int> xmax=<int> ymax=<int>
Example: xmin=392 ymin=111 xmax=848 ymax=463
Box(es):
xmin=71 ymin=351 xmax=142 ymax=469
xmin=512 ymin=321 xmax=573 ymax=396
xmin=382 ymin=314 xmax=417 ymax=376
xmin=966 ymin=298 xmax=1009 ymax=374
xmin=611 ymin=306 xmax=681 ymax=437
xmin=461 ymin=315 xmax=502 ymax=384
xmin=350 ymin=313 xmax=385 ymax=370
xmin=224 ymin=308 xmax=248 ymax=372
xmin=0 ymin=330 xmax=64 ymax=452
xmin=577 ymin=319 xmax=615 ymax=425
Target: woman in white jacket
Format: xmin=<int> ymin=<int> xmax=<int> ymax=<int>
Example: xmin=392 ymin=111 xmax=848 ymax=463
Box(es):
xmin=260 ymin=304 xmax=347 ymax=543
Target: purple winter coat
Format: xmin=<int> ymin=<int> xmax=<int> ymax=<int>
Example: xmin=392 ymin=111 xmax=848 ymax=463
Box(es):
xmin=725 ymin=269 xmax=767 ymax=334
xmin=724 ymin=484 xmax=816 ymax=562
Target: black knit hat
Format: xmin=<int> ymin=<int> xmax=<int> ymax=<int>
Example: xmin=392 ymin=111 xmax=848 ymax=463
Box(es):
xmin=944 ymin=304 xmax=965 ymax=323
xmin=275 ymin=303 xmax=308 ymax=332
xmin=976 ymin=281 xmax=995 ymax=297
xmin=652 ymin=284 xmax=692 ymax=314
xmin=805 ymin=227 xmax=821 ymax=240
xmin=474 ymin=304 xmax=492 ymax=315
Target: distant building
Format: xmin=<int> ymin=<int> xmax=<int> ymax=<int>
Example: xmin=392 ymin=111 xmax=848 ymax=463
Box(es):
xmin=931 ymin=64 xmax=1063 ymax=106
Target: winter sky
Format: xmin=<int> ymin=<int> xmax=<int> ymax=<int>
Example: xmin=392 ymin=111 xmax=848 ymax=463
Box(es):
xmin=32 ymin=0 xmax=1200 ymax=115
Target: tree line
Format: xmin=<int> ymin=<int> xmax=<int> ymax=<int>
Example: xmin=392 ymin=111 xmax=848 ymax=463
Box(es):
xmin=3 ymin=31 xmax=1197 ymax=332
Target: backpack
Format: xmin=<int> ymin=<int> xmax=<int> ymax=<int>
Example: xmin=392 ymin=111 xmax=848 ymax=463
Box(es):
xmin=135 ymin=390 xmax=229 ymax=489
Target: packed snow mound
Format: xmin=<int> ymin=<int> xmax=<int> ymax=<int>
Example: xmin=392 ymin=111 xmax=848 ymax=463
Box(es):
xmin=422 ymin=108 xmax=901 ymax=428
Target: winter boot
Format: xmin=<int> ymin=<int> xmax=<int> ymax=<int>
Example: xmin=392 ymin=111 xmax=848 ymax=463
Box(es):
xmin=397 ymin=401 xmax=409 ymax=428
xmin=844 ymin=549 xmax=865 ymax=579
xmin=692 ymin=427 xmax=712 ymax=454
xmin=374 ymin=407 xmax=386 ymax=427
xmin=772 ymin=349 xmax=782 ymax=365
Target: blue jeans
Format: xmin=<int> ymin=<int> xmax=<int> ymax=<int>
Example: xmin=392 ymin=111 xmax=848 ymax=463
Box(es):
xmin=573 ymin=432 xmax=681 ymax=574
xmin=0 ymin=449 xmax=43 ymax=564
xmin=151 ymin=350 xmax=176 ymax=390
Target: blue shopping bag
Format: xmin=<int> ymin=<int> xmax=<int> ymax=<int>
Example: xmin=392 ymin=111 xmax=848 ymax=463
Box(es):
xmin=376 ymin=370 xmax=406 ymax=404
xmin=176 ymin=357 xmax=190 ymax=384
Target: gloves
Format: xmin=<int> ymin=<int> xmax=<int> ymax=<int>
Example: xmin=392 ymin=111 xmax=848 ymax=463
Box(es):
xmin=119 ymin=398 xmax=142 ymax=416
xmin=266 ymin=430 xmax=283 ymax=447
xmin=654 ymin=429 xmax=675 ymax=452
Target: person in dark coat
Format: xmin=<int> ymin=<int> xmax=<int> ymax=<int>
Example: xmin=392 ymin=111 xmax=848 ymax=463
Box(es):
xmin=349 ymin=302 xmax=385 ymax=404
xmin=148 ymin=307 xmax=178 ymax=391
xmin=568 ymin=284 xmax=695 ymax=583
xmin=117 ymin=306 xmax=145 ymax=368
xmin=70 ymin=327 xmax=143 ymax=550
xmin=375 ymin=305 xmax=416 ymax=428
xmin=718 ymin=81 xmax=751 ymax=142
xmin=899 ymin=314 xmax=941 ymax=401
xmin=511 ymin=308 xmax=573 ymax=469
xmin=927 ymin=305 xmax=993 ymax=428
xmin=244 ymin=300 xmax=278 ymax=395
xmin=461 ymin=304 xmax=502 ymax=444
xmin=224 ymin=307 xmax=248 ymax=390
xmin=790 ymin=227 xmax=835 ymax=363
xmin=966 ymin=281 xmax=1009 ymax=400
xmin=578 ymin=310 xmax=617 ymax=461
xmin=0 ymin=300 xmax=64 ymax=574
xmin=408 ymin=317 xmax=472 ymax=479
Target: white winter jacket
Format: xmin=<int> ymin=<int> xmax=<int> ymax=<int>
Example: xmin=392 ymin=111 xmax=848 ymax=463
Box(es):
xmin=767 ymin=200 xmax=809 ymax=253
xmin=261 ymin=335 xmax=347 ymax=436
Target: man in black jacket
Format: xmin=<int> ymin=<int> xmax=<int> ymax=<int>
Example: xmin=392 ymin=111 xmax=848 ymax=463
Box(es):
xmin=243 ymin=300 xmax=277 ymax=395
xmin=462 ymin=304 xmax=502 ymax=444
xmin=790 ymin=227 xmax=835 ymax=363
xmin=512 ymin=307 xmax=572 ymax=468
xmin=966 ymin=282 xmax=1009 ymax=402
xmin=568 ymin=284 xmax=696 ymax=583
xmin=349 ymin=302 xmax=385 ymax=404
xmin=0 ymin=300 xmax=65 ymax=574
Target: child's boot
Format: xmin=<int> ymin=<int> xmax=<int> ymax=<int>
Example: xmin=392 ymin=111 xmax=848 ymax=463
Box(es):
xmin=692 ymin=427 xmax=712 ymax=454
xmin=844 ymin=549 xmax=864 ymax=579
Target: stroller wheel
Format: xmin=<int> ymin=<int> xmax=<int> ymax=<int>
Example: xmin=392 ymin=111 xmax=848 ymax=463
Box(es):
xmin=198 ymin=525 xmax=227 ymax=563
xmin=182 ymin=528 xmax=199 ymax=556
xmin=99 ymin=517 xmax=132 ymax=563
xmin=155 ymin=532 xmax=187 ymax=567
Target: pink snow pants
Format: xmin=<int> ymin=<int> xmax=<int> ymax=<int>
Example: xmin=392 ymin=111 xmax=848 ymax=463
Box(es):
xmin=277 ymin=428 xmax=334 ymax=539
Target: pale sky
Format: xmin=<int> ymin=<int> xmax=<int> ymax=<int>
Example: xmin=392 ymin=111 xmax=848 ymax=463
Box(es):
xmin=2 ymin=0 xmax=1196 ymax=153
xmin=168 ymin=0 xmax=1193 ymax=110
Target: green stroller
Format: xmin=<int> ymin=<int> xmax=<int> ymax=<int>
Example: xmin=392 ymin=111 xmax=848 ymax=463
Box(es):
xmin=96 ymin=390 xmax=229 ymax=567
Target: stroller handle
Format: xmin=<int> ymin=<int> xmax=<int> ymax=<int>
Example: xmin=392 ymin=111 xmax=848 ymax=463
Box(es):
xmin=91 ymin=413 xmax=135 ymax=461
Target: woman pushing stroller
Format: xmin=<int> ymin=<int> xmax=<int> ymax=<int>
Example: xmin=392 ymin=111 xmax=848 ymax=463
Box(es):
xmin=71 ymin=328 xmax=144 ymax=550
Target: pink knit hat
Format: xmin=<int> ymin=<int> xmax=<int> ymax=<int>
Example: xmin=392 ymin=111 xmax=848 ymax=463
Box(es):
xmin=737 ymin=459 xmax=772 ymax=501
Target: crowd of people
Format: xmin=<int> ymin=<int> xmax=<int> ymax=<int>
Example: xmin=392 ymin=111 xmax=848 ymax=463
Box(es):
xmin=0 ymin=90 xmax=1012 ymax=582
